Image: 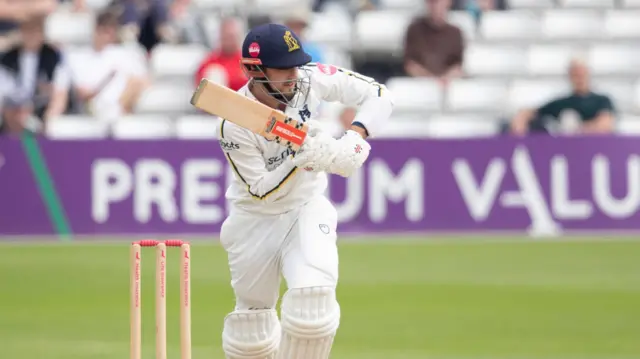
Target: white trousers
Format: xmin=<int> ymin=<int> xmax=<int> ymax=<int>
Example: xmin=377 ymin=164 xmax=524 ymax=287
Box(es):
xmin=219 ymin=195 xmax=339 ymax=310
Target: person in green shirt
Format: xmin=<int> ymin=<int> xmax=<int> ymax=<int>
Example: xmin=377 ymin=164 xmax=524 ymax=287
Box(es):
xmin=510 ymin=58 xmax=616 ymax=135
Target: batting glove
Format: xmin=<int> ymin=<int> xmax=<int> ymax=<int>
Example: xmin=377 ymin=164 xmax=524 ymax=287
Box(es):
xmin=327 ymin=130 xmax=371 ymax=178
xmin=291 ymin=125 xmax=340 ymax=172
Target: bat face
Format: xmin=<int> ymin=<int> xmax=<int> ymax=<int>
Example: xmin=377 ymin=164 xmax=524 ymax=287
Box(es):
xmin=191 ymin=79 xmax=308 ymax=151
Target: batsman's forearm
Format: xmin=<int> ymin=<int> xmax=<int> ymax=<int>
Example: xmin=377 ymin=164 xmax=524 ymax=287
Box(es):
xmin=349 ymin=124 xmax=368 ymax=139
xmin=351 ymin=93 xmax=394 ymax=138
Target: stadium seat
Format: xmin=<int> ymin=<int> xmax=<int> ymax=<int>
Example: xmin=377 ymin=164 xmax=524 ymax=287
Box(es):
xmin=464 ymin=44 xmax=528 ymax=76
xmin=479 ymin=11 xmax=541 ymax=40
xmin=541 ymin=10 xmax=604 ymax=39
xmin=448 ymin=11 xmax=476 ymax=42
xmin=617 ymin=114 xmax=640 ymax=135
xmin=509 ymin=0 xmax=556 ymax=8
xmin=559 ymin=0 xmax=615 ymax=7
xmin=200 ymin=15 xmax=246 ymax=49
xmin=587 ymin=44 xmax=640 ymax=75
xmin=354 ymin=11 xmax=412 ymax=54
xmin=85 ymin=0 xmax=112 ymax=10
xmin=201 ymin=14 xmax=221 ymax=48
xmin=526 ymin=44 xmax=581 ymax=76
xmin=46 ymin=115 xmax=110 ymax=139
xmin=508 ymin=79 xmax=571 ymax=111
xmin=592 ymin=79 xmax=635 ymax=112
xmin=603 ymin=11 xmax=640 ymax=38
xmin=425 ymin=114 xmax=501 ymax=138
xmin=252 ymin=0 xmax=312 ymax=14
xmin=111 ymin=115 xmax=175 ymax=139
xmin=305 ymin=11 xmax=353 ymax=50
xmin=150 ymin=44 xmax=209 ymax=78
xmin=192 ymin=0 xmax=243 ymax=11
xmin=380 ymin=0 xmax=424 ymax=10
xmin=176 ymin=115 xmax=221 ymax=139
xmin=385 ymin=77 xmax=443 ymax=113
xmin=446 ymin=79 xmax=508 ymax=112
xmin=321 ymin=47 xmax=353 ymax=69
xmin=377 ymin=116 xmax=432 ymax=138
xmin=135 ymin=82 xmax=196 ymax=114
xmin=45 ymin=11 xmax=95 ymax=45
xmin=632 ymin=81 xmax=640 ymax=112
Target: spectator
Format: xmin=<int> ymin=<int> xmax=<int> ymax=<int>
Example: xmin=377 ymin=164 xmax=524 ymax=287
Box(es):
xmin=115 ymin=0 xmax=172 ymax=53
xmin=0 ymin=63 xmax=16 ymax=117
xmin=451 ymin=0 xmax=508 ymax=23
xmin=352 ymin=0 xmax=381 ymax=11
xmin=164 ymin=0 xmax=207 ymax=46
xmin=0 ymin=3 xmax=20 ymax=53
xmin=282 ymin=6 xmax=324 ymax=63
xmin=403 ymin=0 xmax=465 ymax=85
xmin=248 ymin=14 xmax=272 ymax=30
xmin=194 ymin=17 xmax=247 ymax=91
xmin=0 ymin=90 xmax=42 ymax=134
xmin=68 ymin=0 xmax=88 ymax=12
xmin=0 ymin=15 xmax=68 ymax=130
xmin=509 ymin=58 xmax=616 ymax=135
xmin=0 ymin=0 xmax=58 ymax=53
xmin=312 ymin=0 xmax=331 ymax=12
xmin=48 ymin=10 xmax=149 ymax=122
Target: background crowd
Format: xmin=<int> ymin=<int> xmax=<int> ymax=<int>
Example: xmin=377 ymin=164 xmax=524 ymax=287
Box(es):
xmin=0 ymin=0 xmax=638 ymax=139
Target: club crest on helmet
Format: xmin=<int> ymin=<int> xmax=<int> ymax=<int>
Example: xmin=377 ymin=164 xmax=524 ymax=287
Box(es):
xmin=283 ymin=30 xmax=301 ymax=52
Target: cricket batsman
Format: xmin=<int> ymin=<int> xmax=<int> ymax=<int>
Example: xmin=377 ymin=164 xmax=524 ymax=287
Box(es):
xmin=217 ymin=23 xmax=394 ymax=359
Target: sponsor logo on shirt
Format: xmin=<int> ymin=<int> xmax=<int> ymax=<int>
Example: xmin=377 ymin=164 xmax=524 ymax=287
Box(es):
xmin=219 ymin=139 xmax=240 ymax=151
xmin=266 ymin=148 xmax=294 ymax=170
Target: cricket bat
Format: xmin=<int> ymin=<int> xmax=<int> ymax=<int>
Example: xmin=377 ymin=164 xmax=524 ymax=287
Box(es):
xmin=190 ymin=79 xmax=309 ymax=151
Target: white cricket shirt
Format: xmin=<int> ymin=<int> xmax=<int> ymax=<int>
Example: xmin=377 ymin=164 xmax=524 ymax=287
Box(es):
xmin=218 ymin=63 xmax=394 ymax=215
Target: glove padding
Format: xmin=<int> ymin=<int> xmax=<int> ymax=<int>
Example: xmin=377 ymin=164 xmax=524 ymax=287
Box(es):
xmin=327 ymin=130 xmax=371 ymax=177
xmin=291 ymin=121 xmax=340 ymax=172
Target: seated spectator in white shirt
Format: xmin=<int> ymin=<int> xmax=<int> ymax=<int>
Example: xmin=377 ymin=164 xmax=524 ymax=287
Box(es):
xmin=48 ymin=10 xmax=150 ymax=122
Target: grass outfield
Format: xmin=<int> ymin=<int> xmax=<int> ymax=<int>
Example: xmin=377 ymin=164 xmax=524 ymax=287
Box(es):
xmin=1 ymin=237 xmax=639 ymax=359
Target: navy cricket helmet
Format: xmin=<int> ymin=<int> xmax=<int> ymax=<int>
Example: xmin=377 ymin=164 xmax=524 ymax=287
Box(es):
xmin=240 ymin=23 xmax=313 ymax=109
xmin=241 ymin=23 xmax=312 ymax=69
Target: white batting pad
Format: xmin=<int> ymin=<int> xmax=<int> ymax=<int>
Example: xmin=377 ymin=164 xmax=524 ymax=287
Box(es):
xmin=222 ymin=309 xmax=281 ymax=359
xmin=276 ymin=287 xmax=341 ymax=359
